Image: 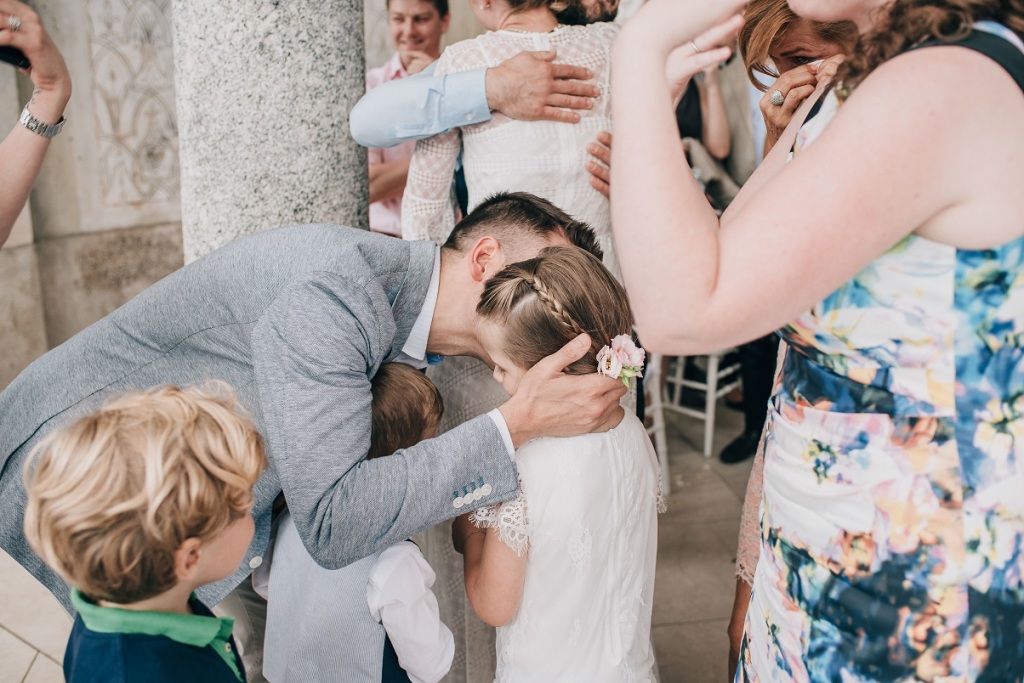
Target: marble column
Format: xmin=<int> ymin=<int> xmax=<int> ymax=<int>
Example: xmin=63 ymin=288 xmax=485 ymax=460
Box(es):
xmin=172 ymin=0 xmax=369 ymax=262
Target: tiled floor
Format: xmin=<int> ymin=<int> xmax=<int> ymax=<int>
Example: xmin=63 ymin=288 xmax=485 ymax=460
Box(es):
xmin=0 ymin=404 xmax=753 ymax=683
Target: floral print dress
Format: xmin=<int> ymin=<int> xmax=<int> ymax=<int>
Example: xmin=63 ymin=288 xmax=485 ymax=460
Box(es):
xmin=739 ymin=24 xmax=1024 ymax=682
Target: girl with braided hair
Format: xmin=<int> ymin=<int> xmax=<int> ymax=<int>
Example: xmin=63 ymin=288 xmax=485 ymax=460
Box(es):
xmin=451 ymin=246 xmax=661 ymax=682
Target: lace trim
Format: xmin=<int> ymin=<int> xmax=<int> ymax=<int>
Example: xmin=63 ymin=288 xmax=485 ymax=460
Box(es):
xmin=470 ymin=486 xmax=530 ymax=556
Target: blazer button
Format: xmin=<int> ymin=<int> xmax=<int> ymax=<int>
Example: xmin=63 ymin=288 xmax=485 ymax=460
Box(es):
xmin=249 ymin=556 xmax=263 ymax=569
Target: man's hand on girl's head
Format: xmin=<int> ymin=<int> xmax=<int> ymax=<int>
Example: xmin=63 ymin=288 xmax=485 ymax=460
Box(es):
xmin=498 ymin=334 xmax=627 ymax=448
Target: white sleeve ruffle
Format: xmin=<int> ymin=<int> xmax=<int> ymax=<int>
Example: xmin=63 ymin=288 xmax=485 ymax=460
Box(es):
xmin=470 ymin=487 xmax=530 ymax=557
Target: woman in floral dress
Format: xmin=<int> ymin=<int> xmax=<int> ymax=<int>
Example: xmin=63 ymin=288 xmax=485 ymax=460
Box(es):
xmin=610 ymin=0 xmax=1024 ymax=679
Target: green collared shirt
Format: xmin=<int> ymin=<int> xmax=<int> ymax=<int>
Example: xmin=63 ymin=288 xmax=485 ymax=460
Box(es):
xmin=71 ymin=589 xmax=242 ymax=681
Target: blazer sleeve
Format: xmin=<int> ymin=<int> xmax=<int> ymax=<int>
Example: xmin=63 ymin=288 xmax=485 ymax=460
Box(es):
xmin=251 ymin=272 xmax=519 ymax=569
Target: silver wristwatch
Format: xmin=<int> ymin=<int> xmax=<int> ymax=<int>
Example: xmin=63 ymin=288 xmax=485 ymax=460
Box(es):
xmin=19 ymin=105 xmax=66 ymax=138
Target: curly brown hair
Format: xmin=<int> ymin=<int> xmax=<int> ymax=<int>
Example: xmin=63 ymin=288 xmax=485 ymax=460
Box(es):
xmin=837 ymin=0 xmax=1024 ymax=96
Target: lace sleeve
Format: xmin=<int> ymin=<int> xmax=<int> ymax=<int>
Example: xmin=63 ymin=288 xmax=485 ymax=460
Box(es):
xmin=735 ymin=341 xmax=787 ymax=585
xmin=399 ymin=43 xmax=469 ymax=244
xmin=401 ymin=128 xmax=461 ymax=244
xmin=736 ymin=437 xmax=765 ymax=585
xmin=470 ymin=488 xmax=529 ymax=557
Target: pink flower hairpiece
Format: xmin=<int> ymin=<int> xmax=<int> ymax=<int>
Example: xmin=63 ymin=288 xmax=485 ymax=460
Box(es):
xmin=596 ymin=334 xmax=645 ymax=387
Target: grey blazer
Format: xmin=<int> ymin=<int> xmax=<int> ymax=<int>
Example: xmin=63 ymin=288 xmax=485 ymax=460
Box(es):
xmin=0 ymin=225 xmax=518 ymax=609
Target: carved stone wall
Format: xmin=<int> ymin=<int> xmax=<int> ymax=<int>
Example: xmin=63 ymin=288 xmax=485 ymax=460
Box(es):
xmin=86 ymin=0 xmax=180 ymax=209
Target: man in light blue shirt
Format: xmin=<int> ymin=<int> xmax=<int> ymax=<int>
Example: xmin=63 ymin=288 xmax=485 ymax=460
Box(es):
xmin=350 ymin=0 xmax=620 ymax=149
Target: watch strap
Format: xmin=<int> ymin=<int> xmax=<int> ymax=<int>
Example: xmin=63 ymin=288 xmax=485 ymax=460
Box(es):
xmin=19 ymin=105 xmax=65 ymax=138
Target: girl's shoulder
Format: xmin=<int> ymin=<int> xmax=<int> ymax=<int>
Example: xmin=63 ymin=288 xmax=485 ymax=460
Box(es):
xmin=515 ymin=411 xmax=651 ymax=463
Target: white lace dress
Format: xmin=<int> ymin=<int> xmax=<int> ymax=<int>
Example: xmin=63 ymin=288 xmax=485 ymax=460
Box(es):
xmin=471 ymin=412 xmax=661 ymax=682
xmin=401 ymin=22 xmax=619 ymax=277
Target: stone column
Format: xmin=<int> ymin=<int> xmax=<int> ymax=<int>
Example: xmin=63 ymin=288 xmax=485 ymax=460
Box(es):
xmin=172 ymin=1 xmax=369 ymax=262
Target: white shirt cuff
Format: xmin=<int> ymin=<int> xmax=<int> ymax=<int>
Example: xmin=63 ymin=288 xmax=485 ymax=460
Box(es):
xmin=486 ymin=409 xmax=515 ymax=459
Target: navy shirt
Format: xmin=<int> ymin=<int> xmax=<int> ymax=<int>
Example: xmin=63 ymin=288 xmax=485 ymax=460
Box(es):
xmin=65 ymin=589 xmax=245 ymax=683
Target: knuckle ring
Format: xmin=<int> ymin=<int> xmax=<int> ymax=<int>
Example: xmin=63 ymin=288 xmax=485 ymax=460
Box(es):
xmin=8 ymin=15 xmax=21 ymax=32
xmin=769 ymin=89 xmax=785 ymax=106
xmin=689 ymin=40 xmax=701 ymax=54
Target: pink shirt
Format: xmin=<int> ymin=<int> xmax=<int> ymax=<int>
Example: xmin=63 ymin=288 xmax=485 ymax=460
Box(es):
xmin=366 ymin=53 xmax=417 ymax=237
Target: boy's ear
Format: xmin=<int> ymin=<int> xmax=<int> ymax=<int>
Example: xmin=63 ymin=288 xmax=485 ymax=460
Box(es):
xmin=174 ymin=538 xmax=203 ymax=582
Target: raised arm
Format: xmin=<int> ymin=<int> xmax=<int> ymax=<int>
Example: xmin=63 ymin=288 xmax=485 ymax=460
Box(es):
xmin=611 ymin=0 xmax=1021 ymax=354
xmin=350 ymin=50 xmax=600 ymax=149
xmin=251 ymin=273 xmax=520 ymax=569
xmin=696 ymin=66 xmax=731 ymax=161
xmin=0 ymin=0 xmax=71 ymax=246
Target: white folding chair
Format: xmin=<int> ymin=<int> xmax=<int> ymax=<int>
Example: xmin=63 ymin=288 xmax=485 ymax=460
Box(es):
xmin=651 ymin=351 xmax=741 ymax=458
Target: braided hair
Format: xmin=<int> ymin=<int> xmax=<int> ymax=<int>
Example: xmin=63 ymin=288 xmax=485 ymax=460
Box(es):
xmin=477 ymin=246 xmax=633 ymax=376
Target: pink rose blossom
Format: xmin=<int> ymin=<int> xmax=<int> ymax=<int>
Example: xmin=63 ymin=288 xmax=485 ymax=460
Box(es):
xmin=610 ymin=335 xmax=645 ymax=368
xmin=596 ymin=335 xmax=646 ymax=386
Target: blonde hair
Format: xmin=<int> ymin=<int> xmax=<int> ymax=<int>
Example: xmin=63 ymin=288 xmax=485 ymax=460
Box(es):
xmin=369 ymin=364 xmax=444 ymax=459
xmin=477 ymin=246 xmax=633 ymax=375
xmin=739 ymin=0 xmax=856 ymax=90
xmin=23 ymin=384 xmax=266 ymax=604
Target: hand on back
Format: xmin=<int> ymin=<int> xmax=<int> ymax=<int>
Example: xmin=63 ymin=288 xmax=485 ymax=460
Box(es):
xmin=485 ymin=50 xmax=600 ymax=124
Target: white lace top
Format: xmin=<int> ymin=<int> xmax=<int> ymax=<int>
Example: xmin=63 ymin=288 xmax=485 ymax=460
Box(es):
xmin=471 ymin=412 xmax=660 ymax=682
xmin=401 ymin=23 xmax=620 ymax=278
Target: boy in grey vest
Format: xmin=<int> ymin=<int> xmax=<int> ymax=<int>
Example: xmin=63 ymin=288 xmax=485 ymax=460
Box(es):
xmin=260 ymin=364 xmax=454 ymax=682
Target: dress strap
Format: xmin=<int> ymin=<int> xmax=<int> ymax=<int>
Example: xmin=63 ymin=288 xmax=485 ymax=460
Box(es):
xmin=909 ymin=23 xmax=1024 ymax=93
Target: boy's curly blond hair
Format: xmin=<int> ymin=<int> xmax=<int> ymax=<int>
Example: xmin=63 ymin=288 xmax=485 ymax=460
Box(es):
xmin=23 ymin=383 xmax=266 ymax=604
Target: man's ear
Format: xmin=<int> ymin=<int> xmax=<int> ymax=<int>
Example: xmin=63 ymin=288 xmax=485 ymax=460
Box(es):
xmin=468 ymin=236 xmax=505 ymax=282
xmin=174 ymin=538 xmax=203 ymax=582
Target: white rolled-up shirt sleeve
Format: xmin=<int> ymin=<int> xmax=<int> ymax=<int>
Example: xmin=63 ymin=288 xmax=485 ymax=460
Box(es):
xmin=367 ymin=542 xmax=455 ymax=683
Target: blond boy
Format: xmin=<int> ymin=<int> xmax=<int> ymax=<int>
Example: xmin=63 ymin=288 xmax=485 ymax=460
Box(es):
xmin=23 ymin=384 xmax=266 ymax=683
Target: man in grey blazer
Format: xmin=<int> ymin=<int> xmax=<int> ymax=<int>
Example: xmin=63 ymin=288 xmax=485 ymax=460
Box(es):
xmin=0 ymin=192 xmax=625 ymax=614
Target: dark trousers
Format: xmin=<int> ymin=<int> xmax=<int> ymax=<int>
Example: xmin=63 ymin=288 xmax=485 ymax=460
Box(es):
xmin=739 ymin=334 xmax=779 ymax=434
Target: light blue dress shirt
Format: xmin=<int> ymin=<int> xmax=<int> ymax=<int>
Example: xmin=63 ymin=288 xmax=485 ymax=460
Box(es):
xmin=349 ymin=63 xmax=492 ymax=149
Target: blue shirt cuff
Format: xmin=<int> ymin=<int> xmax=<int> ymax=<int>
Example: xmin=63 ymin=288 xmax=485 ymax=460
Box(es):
xmin=442 ymin=69 xmax=491 ymax=129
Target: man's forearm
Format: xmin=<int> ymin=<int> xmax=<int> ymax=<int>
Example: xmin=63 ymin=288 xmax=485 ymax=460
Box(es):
xmin=350 ymin=68 xmax=491 ymax=149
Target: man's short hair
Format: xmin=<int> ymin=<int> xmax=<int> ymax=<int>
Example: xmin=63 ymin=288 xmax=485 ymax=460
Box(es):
xmin=369 ymin=364 xmax=444 ymax=459
xmin=441 ymin=191 xmax=603 ymax=262
xmin=23 ymin=384 xmax=266 ymax=604
xmin=386 ymin=0 xmax=449 ymax=17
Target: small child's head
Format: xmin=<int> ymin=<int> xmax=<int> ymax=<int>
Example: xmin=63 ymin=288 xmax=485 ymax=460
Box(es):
xmin=476 ymin=246 xmax=633 ymax=393
xmin=23 ymin=383 xmax=266 ymax=605
xmin=369 ymin=363 xmax=444 ymax=459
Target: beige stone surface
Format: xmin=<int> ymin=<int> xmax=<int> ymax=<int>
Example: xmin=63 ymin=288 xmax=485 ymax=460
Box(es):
xmin=28 ymin=0 xmax=181 ymax=239
xmin=0 ymin=553 xmax=71 ymax=665
xmin=21 ymin=655 xmax=63 ymax=683
xmin=0 ymin=626 xmax=37 ymax=683
xmin=0 ymin=246 xmax=48 ymax=390
xmin=36 ymin=223 xmax=183 ymax=348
